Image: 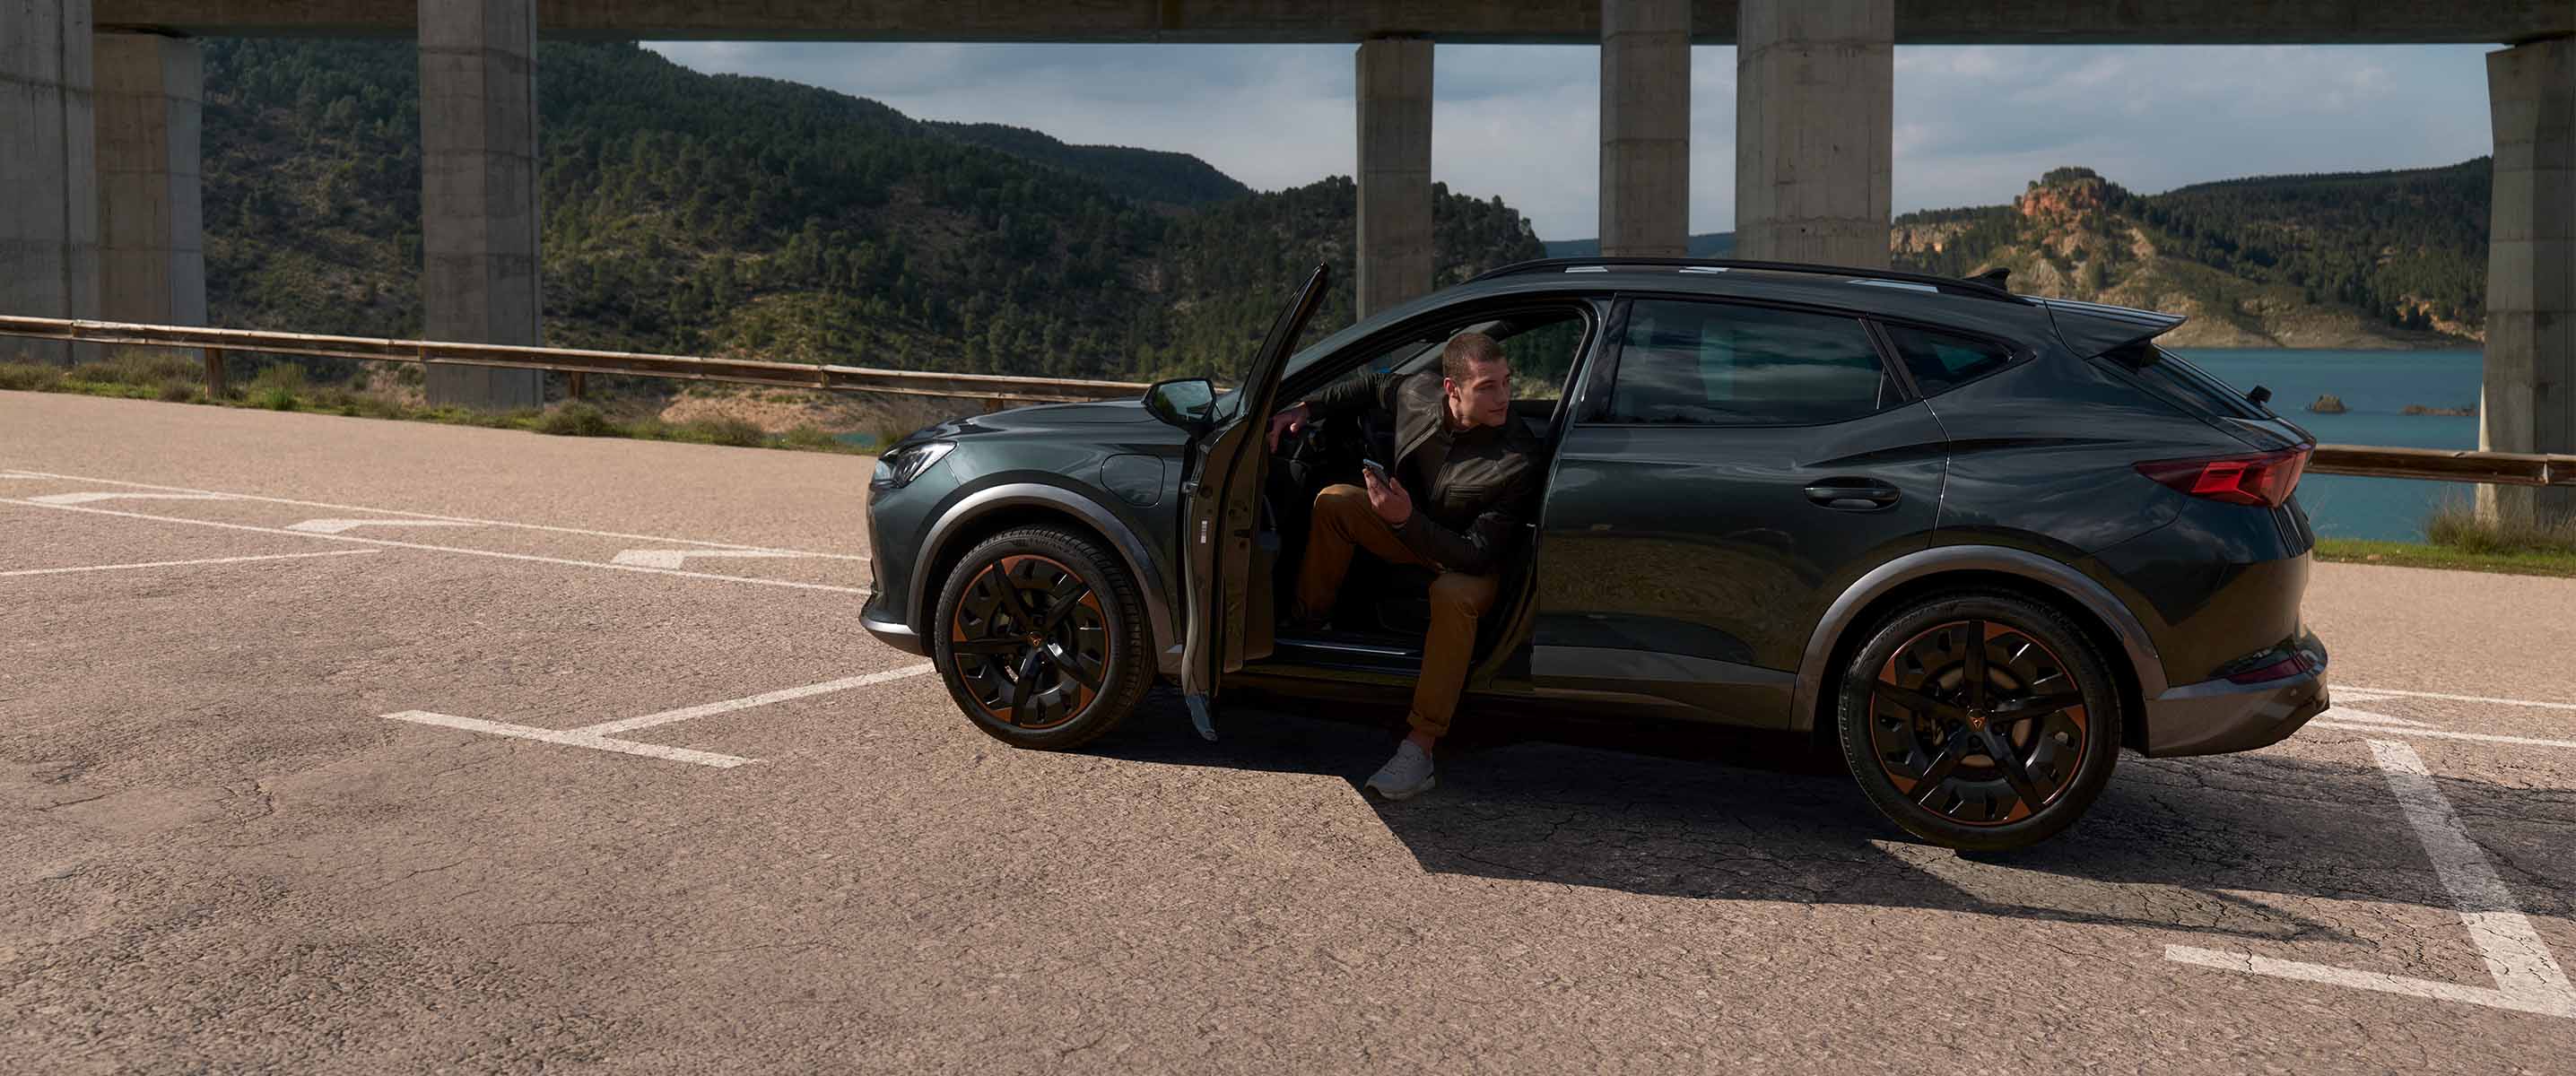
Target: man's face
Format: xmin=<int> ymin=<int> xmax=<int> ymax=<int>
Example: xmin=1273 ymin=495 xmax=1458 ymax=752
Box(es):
xmin=1445 ymin=357 xmax=1513 ymax=430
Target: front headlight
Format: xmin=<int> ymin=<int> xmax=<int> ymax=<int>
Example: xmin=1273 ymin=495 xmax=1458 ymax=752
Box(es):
xmin=870 ymin=440 xmax=955 ymax=491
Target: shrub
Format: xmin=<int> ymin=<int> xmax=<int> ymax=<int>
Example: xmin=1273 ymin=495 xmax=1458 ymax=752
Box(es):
xmin=859 ymin=418 xmax=913 ymax=452
xmin=2424 ymin=498 xmax=2576 ymax=556
xmin=685 ymin=416 xmax=768 ymax=447
xmin=535 ymin=402 xmax=618 ymax=437
xmin=779 ymin=424 xmax=840 ymax=450
xmin=250 ymin=385 xmax=298 ymax=411
xmin=71 ymin=351 xmax=197 ymax=388
xmin=0 ymin=362 xmax=62 ymax=392
xmin=248 ymin=361 xmax=308 ymax=395
xmin=157 ymin=381 xmax=197 ymax=403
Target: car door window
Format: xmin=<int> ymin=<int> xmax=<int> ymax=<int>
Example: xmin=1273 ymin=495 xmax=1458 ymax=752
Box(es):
xmin=1606 ymin=300 xmax=1901 ymax=426
xmin=1879 ymin=322 xmax=2019 ymax=395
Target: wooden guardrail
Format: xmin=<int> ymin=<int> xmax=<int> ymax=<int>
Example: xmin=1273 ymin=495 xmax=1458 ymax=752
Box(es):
xmin=0 ymin=315 xmax=1151 ymax=405
xmin=8 ymin=315 xmax=2576 ymax=487
xmin=2309 ymin=444 xmax=2576 ymax=487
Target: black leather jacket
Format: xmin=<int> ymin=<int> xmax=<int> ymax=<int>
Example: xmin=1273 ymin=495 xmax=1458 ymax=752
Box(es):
xmin=1301 ymin=369 xmax=1542 ymax=576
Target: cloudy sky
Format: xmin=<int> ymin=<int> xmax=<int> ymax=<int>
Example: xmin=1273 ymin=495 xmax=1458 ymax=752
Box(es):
xmin=643 ymin=41 xmax=2495 ymax=241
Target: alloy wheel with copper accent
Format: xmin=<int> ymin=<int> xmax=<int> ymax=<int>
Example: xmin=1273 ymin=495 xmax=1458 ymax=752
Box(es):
xmin=934 ymin=526 xmax=1151 ymax=750
xmin=1837 ymin=592 xmax=2122 ymax=851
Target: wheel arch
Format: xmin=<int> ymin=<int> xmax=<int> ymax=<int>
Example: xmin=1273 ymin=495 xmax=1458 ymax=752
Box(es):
xmin=910 ymin=482 xmax=1178 ymax=675
xmin=1795 ymin=546 xmax=2163 ymax=752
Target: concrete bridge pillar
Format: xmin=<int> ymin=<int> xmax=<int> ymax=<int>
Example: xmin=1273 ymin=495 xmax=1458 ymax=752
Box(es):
xmin=419 ymin=0 xmax=543 ymax=410
xmin=1 ymin=0 xmax=99 ymax=365
xmin=94 ymin=30 xmax=205 ymax=340
xmin=1734 ymin=0 xmax=1892 ymax=269
xmin=1355 ymin=35 xmax=1432 ymax=318
xmin=2481 ymin=37 xmax=2576 ymax=525
xmin=1597 ymin=0 xmax=1690 ymax=257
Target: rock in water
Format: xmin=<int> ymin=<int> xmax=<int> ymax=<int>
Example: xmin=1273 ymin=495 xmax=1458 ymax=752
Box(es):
xmin=2401 ymin=404 xmax=2476 ymax=417
xmin=2308 ymin=395 xmax=2348 ymax=414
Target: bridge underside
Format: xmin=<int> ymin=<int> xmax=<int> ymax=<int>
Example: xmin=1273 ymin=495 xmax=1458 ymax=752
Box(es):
xmin=6 ymin=1 xmax=2572 ymax=523
xmin=90 ymin=1 xmax=2576 ymax=45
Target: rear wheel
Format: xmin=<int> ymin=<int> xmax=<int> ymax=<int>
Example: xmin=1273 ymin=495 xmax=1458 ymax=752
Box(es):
xmin=1835 ymin=591 xmax=2123 ymax=852
xmin=933 ymin=525 xmax=1153 ymax=751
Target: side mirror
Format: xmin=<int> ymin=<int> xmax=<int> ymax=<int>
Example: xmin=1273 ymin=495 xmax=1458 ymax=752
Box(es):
xmin=1143 ymin=377 xmax=1216 ymax=431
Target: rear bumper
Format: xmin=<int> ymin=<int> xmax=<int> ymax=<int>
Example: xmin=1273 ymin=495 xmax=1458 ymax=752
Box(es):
xmin=2139 ymin=632 xmax=2329 ymax=757
xmin=860 ymin=592 xmax=926 ymax=656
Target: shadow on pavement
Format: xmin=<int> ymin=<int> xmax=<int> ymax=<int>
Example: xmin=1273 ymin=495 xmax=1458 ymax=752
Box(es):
xmin=1088 ymin=688 xmax=2575 ymax=946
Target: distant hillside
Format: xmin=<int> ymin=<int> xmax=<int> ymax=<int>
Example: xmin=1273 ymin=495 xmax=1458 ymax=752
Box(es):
xmin=1894 ymin=163 xmax=2487 ymax=348
xmin=927 ymin=121 xmax=1251 ymax=209
xmin=1541 ymin=233 xmax=1734 ymax=258
xmin=198 ymin=39 xmax=1543 ymax=386
xmin=1544 ymin=163 xmax=2487 ymax=349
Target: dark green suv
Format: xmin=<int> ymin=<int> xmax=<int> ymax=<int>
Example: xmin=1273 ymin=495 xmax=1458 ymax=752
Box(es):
xmin=860 ymin=259 xmax=2330 ymax=850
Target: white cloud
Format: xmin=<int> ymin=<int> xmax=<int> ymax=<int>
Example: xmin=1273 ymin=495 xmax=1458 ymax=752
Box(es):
xmin=647 ymin=40 xmax=2498 ymax=242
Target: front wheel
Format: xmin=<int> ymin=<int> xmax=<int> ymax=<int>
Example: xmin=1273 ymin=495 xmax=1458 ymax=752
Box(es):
xmin=932 ymin=525 xmax=1153 ymax=751
xmin=1835 ymin=591 xmax=2124 ymax=852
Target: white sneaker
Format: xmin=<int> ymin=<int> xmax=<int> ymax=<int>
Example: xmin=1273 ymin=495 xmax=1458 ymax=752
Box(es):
xmin=1364 ymin=741 xmax=1436 ymax=801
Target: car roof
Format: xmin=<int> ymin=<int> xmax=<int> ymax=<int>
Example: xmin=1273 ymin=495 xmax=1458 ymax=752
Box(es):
xmin=1284 ymin=258 xmax=2181 ymax=377
xmin=1506 ymin=261 xmax=2061 ymax=334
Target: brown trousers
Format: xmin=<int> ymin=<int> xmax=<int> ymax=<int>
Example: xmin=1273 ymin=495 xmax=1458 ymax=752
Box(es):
xmin=1292 ymin=484 xmax=1498 ymax=740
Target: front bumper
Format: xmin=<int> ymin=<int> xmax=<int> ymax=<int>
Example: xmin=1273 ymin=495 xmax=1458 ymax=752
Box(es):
xmin=2139 ymin=632 xmax=2329 ymax=757
xmin=860 ymin=591 xmax=926 ymax=656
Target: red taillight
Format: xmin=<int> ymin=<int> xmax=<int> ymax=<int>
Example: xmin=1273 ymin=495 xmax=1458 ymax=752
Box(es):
xmin=2135 ymin=446 xmax=2311 ymax=508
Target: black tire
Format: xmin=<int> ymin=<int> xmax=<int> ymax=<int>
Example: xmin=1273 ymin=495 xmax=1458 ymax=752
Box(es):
xmin=1834 ymin=591 xmax=2123 ymax=852
xmin=932 ymin=525 xmax=1153 ymax=751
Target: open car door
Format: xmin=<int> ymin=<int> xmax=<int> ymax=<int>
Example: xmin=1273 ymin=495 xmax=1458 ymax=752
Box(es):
xmin=1179 ymin=263 xmax=1330 ymax=739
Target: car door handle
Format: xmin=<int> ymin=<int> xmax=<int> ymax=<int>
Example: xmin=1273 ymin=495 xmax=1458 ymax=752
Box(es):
xmin=1802 ymin=478 xmax=1901 ymax=512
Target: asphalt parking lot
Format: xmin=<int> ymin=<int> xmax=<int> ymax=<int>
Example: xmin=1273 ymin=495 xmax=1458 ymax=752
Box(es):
xmin=5 ymin=391 xmax=2574 ymax=1073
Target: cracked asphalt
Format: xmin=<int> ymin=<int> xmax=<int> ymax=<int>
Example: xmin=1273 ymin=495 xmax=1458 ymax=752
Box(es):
xmin=5 ymin=391 xmax=2575 ymax=1073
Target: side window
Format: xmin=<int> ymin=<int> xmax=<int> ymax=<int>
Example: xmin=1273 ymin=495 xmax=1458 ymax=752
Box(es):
xmin=1491 ymin=312 xmax=1585 ymax=402
xmin=1341 ymin=308 xmax=1589 ymax=400
xmin=1880 ymin=323 xmax=2018 ymax=395
xmin=1606 ymin=300 xmax=1900 ymax=426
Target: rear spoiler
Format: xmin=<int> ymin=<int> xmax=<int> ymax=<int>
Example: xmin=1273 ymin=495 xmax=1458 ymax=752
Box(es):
xmin=2027 ymin=297 xmax=2188 ymax=358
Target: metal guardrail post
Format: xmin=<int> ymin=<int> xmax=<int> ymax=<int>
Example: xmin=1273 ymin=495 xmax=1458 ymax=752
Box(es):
xmin=203 ymin=351 xmax=225 ymax=398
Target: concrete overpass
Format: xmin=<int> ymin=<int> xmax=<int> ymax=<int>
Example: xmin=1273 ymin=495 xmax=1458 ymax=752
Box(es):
xmin=4 ymin=0 xmax=2571 ymax=518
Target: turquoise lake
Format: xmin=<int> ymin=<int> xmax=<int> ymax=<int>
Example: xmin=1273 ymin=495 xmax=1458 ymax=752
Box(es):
xmin=2173 ymin=348 xmax=2484 ymax=542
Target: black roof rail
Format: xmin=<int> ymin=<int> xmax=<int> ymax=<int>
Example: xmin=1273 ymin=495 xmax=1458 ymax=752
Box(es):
xmin=1465 ymin=256 xmax=2025 ymax=303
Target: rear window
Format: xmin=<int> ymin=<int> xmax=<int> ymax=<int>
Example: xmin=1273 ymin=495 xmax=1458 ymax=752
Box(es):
xmin=2111 ymin=345 xmax=2269 ymax=421
xmin=1879 ymin=323 xmax=2018 ymax=395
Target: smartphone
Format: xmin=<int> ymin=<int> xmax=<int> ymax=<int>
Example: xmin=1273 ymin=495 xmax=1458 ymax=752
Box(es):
xmin=1359 ymin=457 xmax=1389 ymax=482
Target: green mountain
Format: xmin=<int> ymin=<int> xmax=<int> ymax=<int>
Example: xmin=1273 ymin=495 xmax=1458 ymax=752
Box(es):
xmin=1542 ymin=233 xmax=1734 ymax=258
xmin=926 ymin=122 xmax=1251 ymax=209
xmin=1893 ymin=163 xmax=2487 ymax=347
xmin=199 ymin=39 xmax=1544 ymax=387
xmin=1542 ymin=163 xmax=2487 ymax=348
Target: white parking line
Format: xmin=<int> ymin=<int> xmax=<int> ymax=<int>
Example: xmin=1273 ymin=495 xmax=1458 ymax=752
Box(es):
xmin=2166 ymin=739 xmax=2576 ymax=1018
xmin=577 ymin=664 xmax=933 ymax=735
xmin=0 ymin=497 xmax=870 ymax=595
xmin=383 ymin=667 xmax=935 ymax=768
xmin=2338 ymin=686 xmax=2576 ymax=713
xmin=286 ymin=518 xmax=482 ymax=534
xmin=2314 ymin=704 xmax=2437 ymax=729
xmin=26 ymin=491 xmax=231 ymax=506
xmin=0 ymin=549 xmax=379 ymax=577
xmin=0 ymin=467 xmax=867 ymax=560
xmin=610 ymin=548 xmax=808 ymax=569
xmin=384 ymin=711 xmax=753 ymax=768
xmin=2309 ymin=721 xmax=2576 ymax=751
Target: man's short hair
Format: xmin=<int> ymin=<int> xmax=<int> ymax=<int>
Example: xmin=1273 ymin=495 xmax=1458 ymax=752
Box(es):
xmin=1440 ymin=332 xmax=1507 ymax=384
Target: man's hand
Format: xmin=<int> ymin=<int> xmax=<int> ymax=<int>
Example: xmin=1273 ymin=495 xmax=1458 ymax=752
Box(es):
xmin=1362 ymin=467 xmax=1413 ymax=525
xmin=1266 ymin=403 xmax=1311 ymax=452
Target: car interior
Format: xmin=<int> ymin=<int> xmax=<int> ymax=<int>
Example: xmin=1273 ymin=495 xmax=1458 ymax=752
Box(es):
xmin=1256 ymin=303 xmax=1597 ymax=673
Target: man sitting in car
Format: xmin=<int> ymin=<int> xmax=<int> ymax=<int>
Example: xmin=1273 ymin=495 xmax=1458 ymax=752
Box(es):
xmin=1265 ymin=331 xmax=1541 ymax=802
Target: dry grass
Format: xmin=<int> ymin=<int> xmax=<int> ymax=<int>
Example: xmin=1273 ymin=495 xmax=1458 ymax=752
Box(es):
xmin=2423 ymin=497 xmax=2576 ymax=556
